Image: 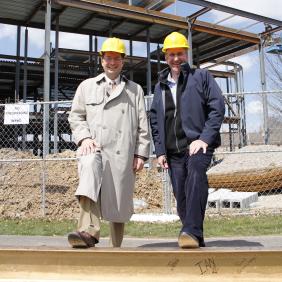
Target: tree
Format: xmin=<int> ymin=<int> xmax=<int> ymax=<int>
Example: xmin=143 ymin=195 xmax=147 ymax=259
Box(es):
xmin=265 ymin=31 xmax=282 ymax=116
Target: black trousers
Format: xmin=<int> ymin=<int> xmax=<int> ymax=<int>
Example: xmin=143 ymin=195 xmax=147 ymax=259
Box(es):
xmin=167 ymin=148 xmax=214 ymax=239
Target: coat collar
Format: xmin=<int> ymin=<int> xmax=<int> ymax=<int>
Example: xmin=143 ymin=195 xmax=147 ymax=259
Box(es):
xmin=96 ymin=72 xmax=129 ymax=85
xmin=94 ymin=72 xmax=128 ymax=105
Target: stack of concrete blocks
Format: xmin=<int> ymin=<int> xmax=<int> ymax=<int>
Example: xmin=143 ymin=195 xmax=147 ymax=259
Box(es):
xmin=207 ymin=188 xmax=258 ymax=211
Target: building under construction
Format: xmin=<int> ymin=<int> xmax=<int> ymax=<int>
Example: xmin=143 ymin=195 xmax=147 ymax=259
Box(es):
xmin=0 ymin=0 xmax=281 ymax=154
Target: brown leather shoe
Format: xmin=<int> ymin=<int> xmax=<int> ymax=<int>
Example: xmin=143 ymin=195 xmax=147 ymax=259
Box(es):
xmin=68 ymin=231 xmax=97 ymax=248
xmin=178 ymin=232 xmax=199 ymax=248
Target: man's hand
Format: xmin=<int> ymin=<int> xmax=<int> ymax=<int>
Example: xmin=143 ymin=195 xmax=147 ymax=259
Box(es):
xmin=157 ymin=155 xmax=168 ymax=169
xmin=133 ymin=157 xmax=145 ymax=172
xmin=78 ymin=138 xmax=100 ymax=156
xmin=189 ymin=140 xmax=208 ymax=155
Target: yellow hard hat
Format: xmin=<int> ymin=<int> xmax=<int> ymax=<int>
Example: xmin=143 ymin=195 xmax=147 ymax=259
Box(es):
xmin=99 ymin=37 xmax=126 ymax=55
xmin=162 ymin=32 xmax=189 ymax=52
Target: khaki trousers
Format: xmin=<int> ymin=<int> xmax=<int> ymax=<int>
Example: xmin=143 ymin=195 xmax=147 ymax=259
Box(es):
xmin=78 ymin=196 xmax=124 ymax=247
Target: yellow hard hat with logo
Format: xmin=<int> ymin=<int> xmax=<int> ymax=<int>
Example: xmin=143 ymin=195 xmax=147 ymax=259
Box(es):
xmin=100 ymin=37 xmax=126 ymax=55
xmin=162 ymin=32 xmax=189 ymax=52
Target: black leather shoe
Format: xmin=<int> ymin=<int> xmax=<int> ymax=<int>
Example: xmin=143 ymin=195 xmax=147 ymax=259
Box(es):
xmin=178 ymin=232 xmax=199 ymax=248
xmin=198 ymin=237 xmax=206 ymax=247
xmin=68 ymin=231 xmax=98 ymax=248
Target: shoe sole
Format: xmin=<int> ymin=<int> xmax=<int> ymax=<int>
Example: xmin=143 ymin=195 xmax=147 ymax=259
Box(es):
xmin=178 ymin=233 xmax=199 ymax=248
xmin=68 ymin=233 xmax=89 ymax=248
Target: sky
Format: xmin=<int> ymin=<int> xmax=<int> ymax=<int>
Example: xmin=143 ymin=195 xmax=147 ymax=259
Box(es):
xmin=0 ymin=0 xmax=281 ymax=131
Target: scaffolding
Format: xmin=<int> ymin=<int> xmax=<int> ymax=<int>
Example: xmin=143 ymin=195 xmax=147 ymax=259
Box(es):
xmin=0 ymin=0 xmax=282 ymax=154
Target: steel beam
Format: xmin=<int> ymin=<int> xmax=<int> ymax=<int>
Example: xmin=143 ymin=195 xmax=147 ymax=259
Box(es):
xmin=22 ymin=27 xmax=29 ymax=150
xmin=54 ymin=0 xmax=192 ymax=29
xmin=51 ymin=7 xmax=66 ymax=23
xmin=212 ymin=44 xmax=258 ymax=64
xmin=24 ymin=1 xmax=44 ymax=25
xmin=192 ymin=20 xmax=260 ymax=44
xmin=129 ymin=40 xmax=133 ymax=80
xmin=0 ymin=16 xmax=259 ymax=45
xmin=157 ymin=44 xmax=161 ymax=73
xmin=74 ymin=12 xmax=97 ymax=30
xmin=129 ymin=24 xmax=153 ymax=38
xmin=54 ymin=16 xmax=59 ymax=153
xmin=89 ymin=35 xmax=93 ymax=77
xmin=94 ymin=36 xmax=98 ymax=76
xmin=261 ymin=26 xmax=282 ymax=37
xmin=146 ymin=28 xmax=151 ymax=95
xmin=180 ymin=0 xmax=282 ymax=27
xmin=23 ymin=28 xmax=28 ymax=102
xmin=259 ymin=39 xmax=269 ymax=145
xmin=1 ymin=248 xmax=282 ymax=281
xmin=15 ymin=25 xmax=21 ymax=102
xmin=188 ymin=7 xmax=211 ymax=21
xmin=107 ymin=18 xmax=128 ymax=33
xmin=200 ymin=42 xmax=254 ymax=63
xmin=43 ymin=0 xmax=51 ymax=158
xmin=187 ymin=20 xmax=193 ymax=66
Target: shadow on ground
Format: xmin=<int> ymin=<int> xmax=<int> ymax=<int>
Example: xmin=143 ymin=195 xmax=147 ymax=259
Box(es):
xmin=139 ymin=240 xmax=263 ymax=248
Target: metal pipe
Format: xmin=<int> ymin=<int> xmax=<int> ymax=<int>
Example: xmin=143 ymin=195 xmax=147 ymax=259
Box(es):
xmin=259 ymin=38 xmax=269 ymax=144
xmin=129 ymin=40 xmax=133 ymax=81
xmin=23 ymin=28 xmax=28 ymax=102
xmin=94 ymin=36 xmax=98 ymax=76
xmin=43 ymin=0 xmax=51 ymax=157
xmin=15 ymin=26 xmax=21 ymax=102
xmin=89 ymin=35 xmax=93 ymax=77
xmin=22 ymin=27 xmax=28 ymax=150
xmin=239 ymin=67 xmax=247 ymax=146
xmin=234 ymin=67 xmax=243 ymax=148
xmin=146 ymin=29 xmax=151 ymax=95
xmin=54 ymin=16 xmax=59 ymax=153
xmin=157 ymin=44 xmax=161 ymax=74
xmin=187 ymin=20 xmax=193 ymax=66
xmin=225 ymin=73 xmax=233 ymax=151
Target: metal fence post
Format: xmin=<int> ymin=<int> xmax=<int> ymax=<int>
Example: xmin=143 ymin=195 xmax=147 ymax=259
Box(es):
xmin=162 ymin=169 xmax=172 ymax=214
xmin=43 ymin=0 xmax=51 ymax=157
xmin=259 ymin=38 xmax=269 ymax=144
xmin=41 ymin=161 xmax=46 ymax=217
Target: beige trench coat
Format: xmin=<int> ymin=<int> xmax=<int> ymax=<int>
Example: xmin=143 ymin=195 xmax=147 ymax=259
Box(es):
xmin=68 ymin=73 xmax=150 ymax=222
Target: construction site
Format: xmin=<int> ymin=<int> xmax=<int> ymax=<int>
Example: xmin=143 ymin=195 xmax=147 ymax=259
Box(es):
xmin=0 ymin=0 xmax=282 ymax=281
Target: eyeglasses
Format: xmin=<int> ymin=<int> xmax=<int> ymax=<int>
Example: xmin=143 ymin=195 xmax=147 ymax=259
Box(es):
xmin=102 ymin=56 xmax=123 ymax=63
xmin=166 ymin=52 xmax=186 ymax=59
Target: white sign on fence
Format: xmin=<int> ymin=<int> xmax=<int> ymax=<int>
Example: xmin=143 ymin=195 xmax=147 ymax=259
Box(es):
xmin=4 ymin=104 xmax=30 ymax=125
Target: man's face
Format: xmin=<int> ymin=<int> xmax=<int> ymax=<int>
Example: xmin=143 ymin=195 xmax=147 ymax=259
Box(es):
xmin=165 ymin=48 xmax=188 ymax=75
xmin=101 ymin=51 xmax=124 ymax=79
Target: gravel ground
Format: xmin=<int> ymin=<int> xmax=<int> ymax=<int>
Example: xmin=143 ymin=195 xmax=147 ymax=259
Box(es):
xmin=209 ymin=145 xmax=282 ymax=174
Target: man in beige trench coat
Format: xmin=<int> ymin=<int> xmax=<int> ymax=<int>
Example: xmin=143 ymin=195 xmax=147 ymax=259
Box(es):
xmin=68 ymin=37 xmax=150 ymax=248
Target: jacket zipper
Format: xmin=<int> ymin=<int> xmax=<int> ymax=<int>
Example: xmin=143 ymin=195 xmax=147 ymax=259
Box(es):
xmin=174 ymin=108 xmax=180 ymax=152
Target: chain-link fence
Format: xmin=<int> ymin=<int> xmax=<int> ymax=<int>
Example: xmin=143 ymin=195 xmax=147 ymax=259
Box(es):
xmin=0 ymin=91 xmax=282 ymax=219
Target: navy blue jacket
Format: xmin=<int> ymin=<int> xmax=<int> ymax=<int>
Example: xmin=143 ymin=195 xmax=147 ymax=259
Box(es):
xmin=150 ymin=63 xmax=225 ymax=157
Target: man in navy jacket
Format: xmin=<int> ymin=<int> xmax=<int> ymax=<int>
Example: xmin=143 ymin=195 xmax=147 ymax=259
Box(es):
xmin=150 ymin=32 xmax=225 ymax=248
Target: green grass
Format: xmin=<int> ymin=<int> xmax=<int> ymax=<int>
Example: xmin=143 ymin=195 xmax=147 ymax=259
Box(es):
xmin=0 ymin=215 xmax=281 ymax=238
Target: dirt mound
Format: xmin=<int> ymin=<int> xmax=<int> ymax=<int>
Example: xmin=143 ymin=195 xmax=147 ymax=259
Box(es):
xmin=0 ymin=149 xmax=163 ymax=219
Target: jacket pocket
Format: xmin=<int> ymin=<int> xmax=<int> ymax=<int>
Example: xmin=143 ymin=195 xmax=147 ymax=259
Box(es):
xmin=85 ymin=85 xmax=104 ymax=105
